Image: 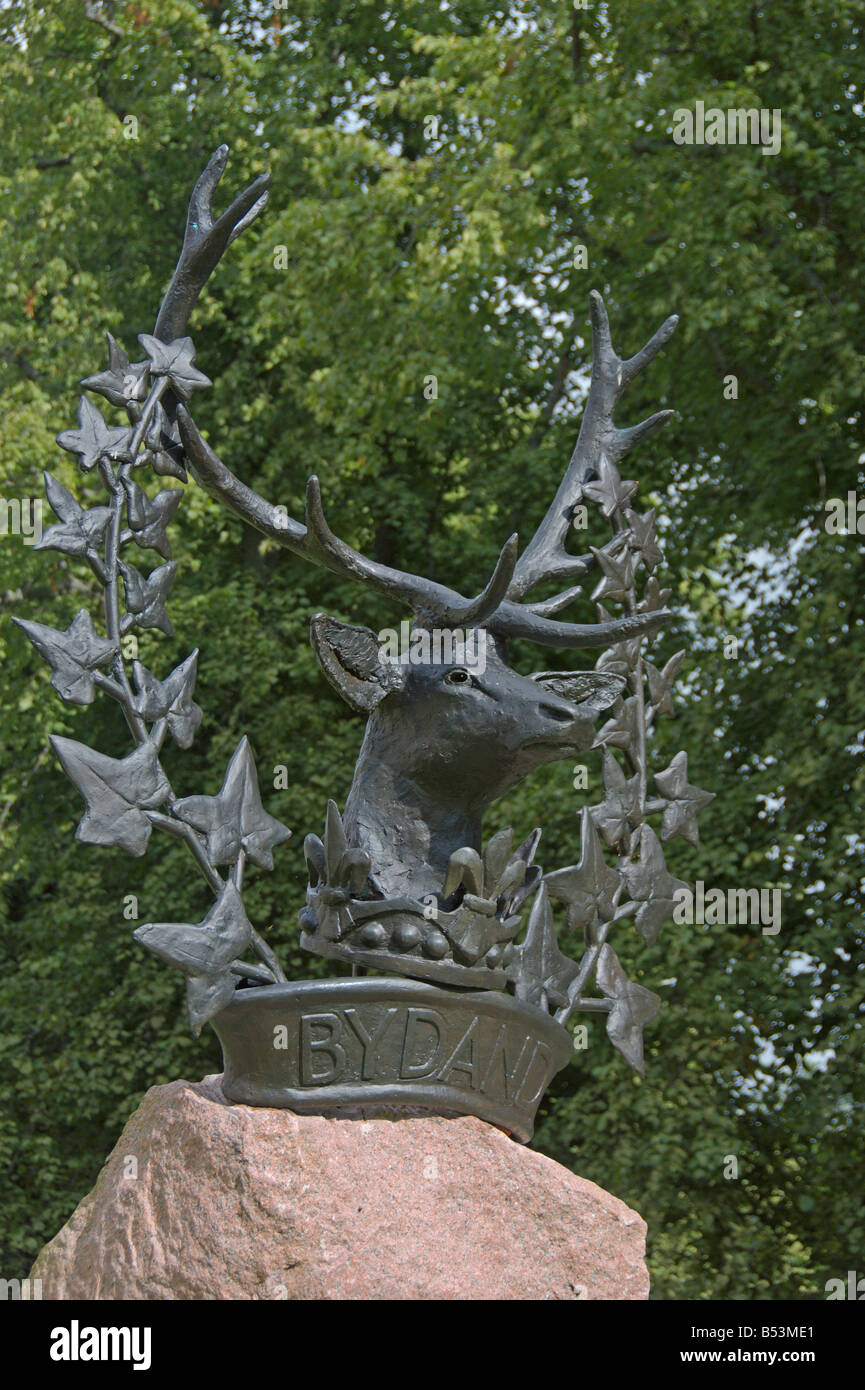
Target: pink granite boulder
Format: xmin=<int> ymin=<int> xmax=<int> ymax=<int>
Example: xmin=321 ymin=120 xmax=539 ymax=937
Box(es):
xmin=31 ymin=1075 xmax=649 ymax=1300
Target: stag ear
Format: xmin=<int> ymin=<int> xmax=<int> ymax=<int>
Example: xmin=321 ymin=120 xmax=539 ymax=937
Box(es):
xmin=530 ymin=670 xmax=625 ymax=714
xmin=310 ymin=614 xmax=405 ymax=713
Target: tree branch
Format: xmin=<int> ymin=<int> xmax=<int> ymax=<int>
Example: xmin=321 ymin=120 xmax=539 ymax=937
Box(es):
xmin=83 ymin=1 xmax=123 ymax=40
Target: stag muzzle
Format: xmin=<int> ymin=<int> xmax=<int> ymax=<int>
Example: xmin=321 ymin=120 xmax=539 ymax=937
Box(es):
xmin=526 ymin=670 xmax=626 ymax=749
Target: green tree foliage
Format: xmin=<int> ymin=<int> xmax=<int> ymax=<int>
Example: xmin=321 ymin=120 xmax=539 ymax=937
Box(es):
xmin=0 ymin=1 xmax=861 ymax=1297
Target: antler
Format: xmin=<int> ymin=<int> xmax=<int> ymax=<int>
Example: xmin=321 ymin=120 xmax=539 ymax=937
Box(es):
xmin=175 ymin=409 xmax=521 ymax=627
xmin=506 ymin=290 xmax=678 ymax=603
xmin=165 ymin=152 xmax=676 ymax=651
xmin=177 ymin=407 xmax=666 ymax=648
xmin=154 ymin=145 xmax=270 ymax=342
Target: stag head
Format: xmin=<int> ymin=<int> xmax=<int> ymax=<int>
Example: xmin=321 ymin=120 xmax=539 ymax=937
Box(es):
xmin=310 ymin=616 xmax=625 ymax=896
xmin=152 ymin=147 xmax=678 ymax=906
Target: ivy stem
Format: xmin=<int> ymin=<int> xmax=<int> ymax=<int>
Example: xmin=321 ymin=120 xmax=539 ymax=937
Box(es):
xmin=232 ymin=846 xmax=246 ymax=892
xmin=82 ymin=361 xmax=287 ymax=990
xmin=230 ymin=852 xmax=286 ymax=981
xmin=629 ymin=630 xmax=649 ymax=840
xmin=230 ymin=960 xmax=275 ymax=985
xmin=97 ymin=434 xmax=222 ymax=910
xmin=126 ymin=375 xmax=169 ymax=458
xmin=100 ymin=449 xmax=283 ymax=972
xmin=557 ymin=912 xmax=616 ymax=1026
xmin=99 ymin=456 xmax=146 ymax=743
xmin=249 ymin=926 xmax=287 ymax=984
xmin=614 ymin=501 xmax=647 ymax=867
xmin=92 ymin=670 xmax=134 ymax=704
xmin=146 ymin=811 xmax=224 ymax=893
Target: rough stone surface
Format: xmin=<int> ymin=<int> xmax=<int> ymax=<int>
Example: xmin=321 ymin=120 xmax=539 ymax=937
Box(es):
xmin=32 ymin=1075 xmax=649 ymax=1300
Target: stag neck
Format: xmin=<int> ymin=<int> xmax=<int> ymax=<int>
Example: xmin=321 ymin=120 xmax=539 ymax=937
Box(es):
xmin=342 ymin=746 xmax=482 ymax=901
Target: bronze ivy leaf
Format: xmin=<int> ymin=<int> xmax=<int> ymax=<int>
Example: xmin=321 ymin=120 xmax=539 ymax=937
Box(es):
xmin=12 ymin=610 xmax=117 ymax=705
xmin=544 ymin=809 xmax=621 ymax=931
xmin=645 ymin=649 xmax=686 ymax=718
xmin=582 ymin=456 xmax=638 ymax=518
xmin=590 ymin=543 xmax=637 ymax=605
xmin=624 ymin=507 xmax=663 ymax=573
xmin=593 ymin=693 xmax=641 ymax=753
xmin=184 ymin=973 xmax=239 ymax=1036
xmin=81 ymin=332 xmax=149 ymax=407
xmin=56 ymin=395 xmax=131 ymax=471
xmin=637 ymin=576 xmax=673 ymax=614
xmin=595 ymin=634 xmax=644 ymax=677
xmin=118 ymin=559 xmax=176 ymax=635
xmin=131 ymin=650 xmax=202 ymax=748
xmin=500 ymin=826 xmax=543 ymax=916
xmin=654 ymin=750 xmax=715 ymax=847
xmin=34 ymin=472 xmax=112 ymax=558
xmin=619 ymin=824 xmax=690 ymax=945
xmin=511 ymin=884 xmax=578 ymax=1011
xmin=138 ymin=333 xmax=212 ymax=400
xmin=595 ymin=943 xmax=661 ymax=1075
xmin=143 ymin=403 xmax=188 ymax=482
xmin=172 ymin=735 xmax=291 ymax=870
xmin=590 ymin=748 xmax=642 ymax=847
xmin=134 ymin=882 xmax=252 ymax=1034
xmin=149 ymin=449 xmax=188 ymax=483
xmin=122 ymin=478 xmax=183 ymax=560
xmin=49 ymin=736 xmax=171 ymax=856
xmin=134 ymin=883 xmax=251 ymax=977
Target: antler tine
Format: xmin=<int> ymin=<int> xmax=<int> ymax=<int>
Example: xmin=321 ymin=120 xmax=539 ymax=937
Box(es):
xmin=521 ymin=584 xmax=586 ymax=619
xmin=155 ymin=145 xmax=271 ymax=343
xmin=616 ymin=409 xmax=675 ymax=453
xmin=489 ymin=602 xmax=672 ymax=649
xmin=620 ymin=310 xmax=679 ymax=387
xmin=303 ymin=475 xmax=437 ymax=610
xmin=507 ymin=291 xmax=678 ymax=603
xmin=433 ymin=533 xmax=519 ymax=627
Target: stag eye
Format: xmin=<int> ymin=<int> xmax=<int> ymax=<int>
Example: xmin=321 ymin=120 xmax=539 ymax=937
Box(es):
xmin=445 ymin=668 xmax=472 ymax=686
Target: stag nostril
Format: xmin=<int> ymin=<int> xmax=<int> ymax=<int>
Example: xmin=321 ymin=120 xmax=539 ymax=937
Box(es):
xmin=539 ymin=701 xmax=574 ymax=725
